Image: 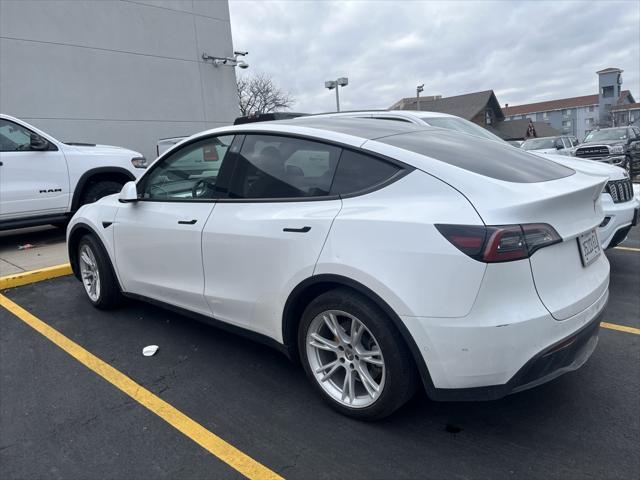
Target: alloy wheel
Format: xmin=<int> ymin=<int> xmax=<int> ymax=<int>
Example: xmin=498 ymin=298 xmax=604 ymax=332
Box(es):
xmin=306 ymin=309 xmax=385 ymax=408
xmin=79 ymin=244 xmax=101 ymax=302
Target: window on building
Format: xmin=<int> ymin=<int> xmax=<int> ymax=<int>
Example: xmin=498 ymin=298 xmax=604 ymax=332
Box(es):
xmin=585 ymin=118 xmax=594 ymax=126
xmin=542 ymin=112 xmax=548 ymax=120
xmin=602 ymin=86 xmax=614 ymax=98
xmin=588 ymin=105 xmax=595 ymax=112
xmin=562 ymin=120 xmax=572 ymax=128
xmin=485 ymin=109 xmax=493 ymax=125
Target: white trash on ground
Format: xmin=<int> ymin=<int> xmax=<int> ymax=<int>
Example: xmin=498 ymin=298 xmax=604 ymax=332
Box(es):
xmin=142 ymin=345 xmax=159 ymax=357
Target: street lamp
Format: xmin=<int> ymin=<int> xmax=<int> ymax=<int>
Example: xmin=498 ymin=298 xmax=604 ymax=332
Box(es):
xmin=416 ymin=84 xmax=424 ymax=111
xmin=325 ymin=77 xmax=349 ymax=112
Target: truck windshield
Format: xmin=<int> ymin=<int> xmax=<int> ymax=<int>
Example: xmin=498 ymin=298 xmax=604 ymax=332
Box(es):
xmin=584 ymin=129 xmax=628 ymax=142
xmin=521 ymin=137 xmax=557 ymax=150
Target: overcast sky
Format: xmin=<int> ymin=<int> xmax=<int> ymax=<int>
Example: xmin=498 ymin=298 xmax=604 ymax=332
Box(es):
xmin=229 ymin=0 xmax=640 ymax=113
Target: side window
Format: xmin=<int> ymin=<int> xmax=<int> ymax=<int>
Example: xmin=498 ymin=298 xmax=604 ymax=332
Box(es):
xmin=0 ymin=119 xmax=33 ymax=152
xmin=330 ymin=150 xmax=401 ymax=195
xmin=141 ymin=135 xmax=234 ymax=200
xmin=562 ymin=137 xmax=571 ymax=149
xmin=228 ymin=135 xmax=340 ymax=199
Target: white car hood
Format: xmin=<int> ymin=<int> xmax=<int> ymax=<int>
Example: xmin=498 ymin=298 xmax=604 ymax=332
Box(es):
xmin=64 ymin=143 xmax=142 ymax=157
xmin=535 ymin=152 xmax=627 ymax=181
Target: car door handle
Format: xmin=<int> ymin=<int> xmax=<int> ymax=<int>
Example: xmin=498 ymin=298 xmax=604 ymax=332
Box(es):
xmin=283 ymin=226 xmax=311 ymax=233
xmin=178 ymin=219 xmax=197 ymax=225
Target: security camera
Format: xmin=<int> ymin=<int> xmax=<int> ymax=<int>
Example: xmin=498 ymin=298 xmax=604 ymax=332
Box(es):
xmin=234 ymin=51 xmax=249 ymax=56
xmin=237 ymin=60 xmax=249 ymax=69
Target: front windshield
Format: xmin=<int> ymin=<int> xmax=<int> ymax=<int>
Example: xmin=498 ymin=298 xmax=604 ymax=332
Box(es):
xmin=521 ymin=137 xmax=557 ymax=150
xmin=584 ymin=129 xmax=628 ymax=142
xmin=421 ymin=116 xmax=505 ymax=143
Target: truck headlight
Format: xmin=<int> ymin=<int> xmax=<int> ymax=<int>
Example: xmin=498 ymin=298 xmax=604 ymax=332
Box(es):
xmin=131 ymin=156 xmax=148 ymax=168
xmin=610 ymin=145 xmax=624 ymax=154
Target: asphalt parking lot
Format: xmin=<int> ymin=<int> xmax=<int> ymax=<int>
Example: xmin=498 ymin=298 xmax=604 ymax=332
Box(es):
xmin=1 ymin=230 xmax=638 ymax=479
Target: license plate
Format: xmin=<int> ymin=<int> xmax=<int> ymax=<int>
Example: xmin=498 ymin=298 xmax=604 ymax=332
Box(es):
xmin=577 ymin=229 xmax=601 ymax=267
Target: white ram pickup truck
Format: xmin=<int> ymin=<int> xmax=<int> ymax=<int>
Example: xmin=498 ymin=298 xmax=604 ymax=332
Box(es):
xmin=0 ymin=114 xmax=148 ymax=231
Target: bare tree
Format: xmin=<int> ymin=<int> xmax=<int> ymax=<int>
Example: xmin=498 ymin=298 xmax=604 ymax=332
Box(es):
xmin=237 ymin=73 xmax=294 ymax=116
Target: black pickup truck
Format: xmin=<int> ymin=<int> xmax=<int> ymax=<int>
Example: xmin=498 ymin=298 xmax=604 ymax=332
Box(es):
xmin=574 ymin=126 xmax=640 ymax=178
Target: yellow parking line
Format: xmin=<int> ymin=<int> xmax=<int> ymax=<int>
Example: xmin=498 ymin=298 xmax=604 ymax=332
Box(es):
xmin=601 ymin=322 xmax=640 ymax=335
xmin=613 ymin=246 xmax=640 ymax=253
xmin=0 ymin=293 xmax=283 ymax=480
xmin=0 ymin=263 xmax=72 ymax=290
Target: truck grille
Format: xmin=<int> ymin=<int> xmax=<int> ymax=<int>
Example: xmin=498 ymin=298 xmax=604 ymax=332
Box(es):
xmin=606 ymin=179 xmax=633 ymax=203
xmin=575 ymin=146 xmax=609 ymax=158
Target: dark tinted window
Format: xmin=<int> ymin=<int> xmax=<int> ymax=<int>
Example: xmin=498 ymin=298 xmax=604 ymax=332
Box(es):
xmin=228 ymin=135 xmax=340 ymax=199
xmin=378 ymin=130 xmax=574 ymax=183
xmin=331 ymin=150 xmax=400 ymax=195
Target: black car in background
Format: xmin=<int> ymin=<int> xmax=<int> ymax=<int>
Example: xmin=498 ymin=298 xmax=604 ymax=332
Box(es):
xmin=574 ymin=126 xmax=640 ymax=177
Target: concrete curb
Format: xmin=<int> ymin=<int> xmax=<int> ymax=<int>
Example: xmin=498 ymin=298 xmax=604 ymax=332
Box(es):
xmin=0 ymin=263 xmax=73 ymax=290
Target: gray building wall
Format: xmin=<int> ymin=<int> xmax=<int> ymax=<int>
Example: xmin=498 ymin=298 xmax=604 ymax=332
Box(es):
xmin=598 ymin=69 xmax=622 ymax=126
xmin=506 ymin=105 xmax=601 ymax=141
xmin=0 ymin=0 xmax=239 ymax=159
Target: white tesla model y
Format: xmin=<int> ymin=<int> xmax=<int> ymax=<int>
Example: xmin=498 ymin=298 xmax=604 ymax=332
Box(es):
xmin=68 ymin=118 xmax=609 ymax=419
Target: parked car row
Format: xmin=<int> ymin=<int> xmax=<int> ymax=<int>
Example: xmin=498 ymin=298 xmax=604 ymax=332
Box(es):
xmin=2 ymin=108 xmax=636 ymax=420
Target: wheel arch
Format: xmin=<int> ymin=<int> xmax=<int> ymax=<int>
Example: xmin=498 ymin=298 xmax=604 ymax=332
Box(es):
xmin=71 ymin=167 xmax=135 ymax=211
xmin=68 ymin=222 xmax=123 ymax=291
xmin=281 ymin=274 xmax=438 ymax=396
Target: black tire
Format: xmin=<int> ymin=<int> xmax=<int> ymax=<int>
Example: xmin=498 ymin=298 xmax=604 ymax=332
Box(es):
xmin=77 ymin=234 xmax=123 ymax=309
xmin=298 ymin=288 xmax=417 ymax=420
xmin=81 ymin=180 xmax=124 ymax=206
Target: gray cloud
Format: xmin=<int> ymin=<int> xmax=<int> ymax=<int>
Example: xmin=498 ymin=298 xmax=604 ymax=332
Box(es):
xmin=229 ymin=0 xmax=640 ymax=112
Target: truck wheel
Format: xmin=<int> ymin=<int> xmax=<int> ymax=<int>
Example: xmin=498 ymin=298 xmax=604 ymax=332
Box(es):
xmin=81 ymin=181 xmax=123 ymax=206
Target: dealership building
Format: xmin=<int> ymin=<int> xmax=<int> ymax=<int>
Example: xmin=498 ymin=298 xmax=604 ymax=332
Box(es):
xmin=503 ymin=68 xmax=636 ymax=141
xmin=0 ymin=0 xmax=239 ymax=159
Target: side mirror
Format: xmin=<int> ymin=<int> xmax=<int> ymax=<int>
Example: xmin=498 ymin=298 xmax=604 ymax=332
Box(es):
xmin=30 ymin=133 xmax=49 ymax=151
xmin=118 ymin=181 xmax=139 ymax=203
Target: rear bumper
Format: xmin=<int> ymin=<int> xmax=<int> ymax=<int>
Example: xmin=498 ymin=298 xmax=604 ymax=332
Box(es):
xmin=401 ymin=261 xmax=609 ymax=400
xmin=426 ymin=305 xmax=604 ymax=401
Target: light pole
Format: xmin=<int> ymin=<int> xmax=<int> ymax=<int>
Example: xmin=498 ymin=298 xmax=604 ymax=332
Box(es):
xmin=416 ymin=84 xmax=424 ymax=111
xmin=325 ymin=77 xmax=349 ymax=112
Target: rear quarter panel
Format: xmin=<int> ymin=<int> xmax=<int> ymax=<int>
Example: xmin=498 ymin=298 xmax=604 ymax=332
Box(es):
xmin=316 ymin=170 xmax=487 ymax=318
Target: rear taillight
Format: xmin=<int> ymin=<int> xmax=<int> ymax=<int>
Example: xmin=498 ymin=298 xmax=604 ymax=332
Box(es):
xmin=436 ymin=223 xmax=561 ymax=263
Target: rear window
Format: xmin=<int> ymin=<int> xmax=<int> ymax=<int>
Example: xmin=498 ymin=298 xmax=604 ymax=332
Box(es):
xmin=378 ymin=130 xmax=574 ymax=183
